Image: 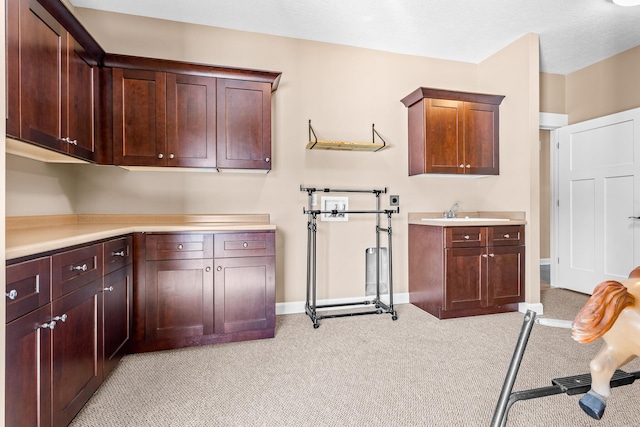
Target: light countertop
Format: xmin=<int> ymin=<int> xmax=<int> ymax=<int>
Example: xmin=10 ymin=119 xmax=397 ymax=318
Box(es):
xmin=408 ymin=211 xmax=527 ymax=227
xmin=6 ymin=214 xmax=276 ymax=260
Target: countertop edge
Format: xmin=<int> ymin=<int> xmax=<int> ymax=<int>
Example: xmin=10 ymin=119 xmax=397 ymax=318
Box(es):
xmin=6 ymin=222 xmax=276 ymax=261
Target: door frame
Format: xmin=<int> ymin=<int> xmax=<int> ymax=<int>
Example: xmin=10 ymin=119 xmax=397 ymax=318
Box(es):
xmin=540 ymin=112 xmax=567 ymax=289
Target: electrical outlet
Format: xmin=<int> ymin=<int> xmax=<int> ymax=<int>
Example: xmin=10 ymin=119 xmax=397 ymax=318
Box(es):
xmin=390 ymin=195 xmax=400 ymax=206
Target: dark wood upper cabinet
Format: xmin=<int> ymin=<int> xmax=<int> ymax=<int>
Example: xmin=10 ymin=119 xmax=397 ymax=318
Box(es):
xmin=401 ymin=87 xmax=504 ymax=176
xmin=112 ymin=68 xmax=167 ymax=166
xmin=6 ymin=0 xmax=100 ymax=162
xmin=216 ymin=79 xmax=272 ymax=171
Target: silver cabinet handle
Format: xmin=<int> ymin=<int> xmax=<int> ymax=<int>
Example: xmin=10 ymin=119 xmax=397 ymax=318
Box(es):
xmin=243 ymin=242 xmax=249 ymax=248
xmin=177 ymin=244 xmax=183 ymax=250
xmin=169 ymin=153 xmax=175 ymax=159
xmin=158 ymin=153 xmax=164 ymax=159
xmin=71 ymin=264 xmax=88 ymax=272
xmin=265 ymin=157 xmax=270 ymax=163
xmin=205 ymin=267 xmax=211 ymax=272
xmin=111 ymin=250 xmax=125 ymax=257
xmin=41 ymin=321 xmax=56 ymax=330
xmin=53 ymin=314 xmax=67 ymax=323
xmin=489 ymin=253 xmax=495 ymax=257
xmin=482 ymin=254 xmax=488 ymax=258
xmin=463 ymin=235 xmax=470 ymax=240
xmin=503 ymin=234 xmax=510 ymax=239
xmin=104 ymin=286 xmax=114 ymax=292
xmin=6 ymin=289 xmax=18 ymax=300
xmin=61 ymin=137 xmax=78 ymax=146
xmin=459 ymin=164 xmax=464 ymax=168
xmin=466 ymin=164 xmax=471 ymax=168
xmin=217 ymin=266 xmax=222 ymax=272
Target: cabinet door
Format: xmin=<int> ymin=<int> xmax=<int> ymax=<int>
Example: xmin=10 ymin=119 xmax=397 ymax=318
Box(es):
xmin=463 ymin=101 xmax=499 ymax=175
xmin=488 ymin=245 xmax=525 ymax=306
xmin=214 ymin=256 xmax=275 ymax=334
xmin=444 ymin=248 xmax=486 ymax=311
xmin=6 ymin=304 xmax=52 ymax=427
xmin=103 ymin=265 xmax=133 ymax=378
xmin=145 ymin=259 xmax=214 ymax=339
xmin=113 ymin=68 xmax=167 ymax=166
xmin=66 ymin=34 xmax=97 ymax=162
xmin=15 ymin=0 xmax=66 ymax=150
xmin=426 ymin=99 xmax=463 ymax=174
xmin=216 ymin=79 xmax=272 ymax=170
xmin=51 ymin=280 xmax=103 ymax=427
xmin=166 ymin=73 xmax=217 ymax=167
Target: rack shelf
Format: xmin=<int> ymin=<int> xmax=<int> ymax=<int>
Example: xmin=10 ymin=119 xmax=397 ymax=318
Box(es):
xmin=307 ymin=120 xmax=387 ymax=152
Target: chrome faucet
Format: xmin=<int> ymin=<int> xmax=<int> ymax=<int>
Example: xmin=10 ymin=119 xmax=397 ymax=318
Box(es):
xmin=444 ymin=203 xmax=459 ymax=218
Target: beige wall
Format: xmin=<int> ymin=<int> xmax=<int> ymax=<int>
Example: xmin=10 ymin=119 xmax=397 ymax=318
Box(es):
xmin=566 ymin=45 xmax=640 ymax=124
xmin=5 ymin=8 xmax=541 ymax=306
xmin=540 ymin=73 xmax=565 ymax=114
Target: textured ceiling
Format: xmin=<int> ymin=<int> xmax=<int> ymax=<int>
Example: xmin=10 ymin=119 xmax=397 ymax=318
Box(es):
xmin=69 ymin=0 xmax=640 ymax=75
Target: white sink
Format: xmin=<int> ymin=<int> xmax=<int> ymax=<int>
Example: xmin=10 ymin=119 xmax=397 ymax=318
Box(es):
xmin=422 ymin=217 xmax=510 ymax=222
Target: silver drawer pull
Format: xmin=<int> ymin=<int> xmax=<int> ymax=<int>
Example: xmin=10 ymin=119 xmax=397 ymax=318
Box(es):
xmin=482 ymin=254 xmax=488 ymax=258
xmin=489 ymin=253 xmax=495 ymax=257
xmin=41 ymin=321 xmax=56 ymax=330
xmin=463 ymin=235 xmax=470 ymax=240
xmin=459 ymin=164 xmax=464 ymax=168
xmin=71 ymin=264 xmax=88 ymax=272
xmin=466 ymin=164 xmax=471 ymax=168
xmin=111 ymin=250 xmax=125 ymax=257
xmin=104 ymin=286 xmax=114 ymax=292
xmin=6 ymin=289 xmax=18 ymax=300
xmin=177 ymin=244 xmax=183 ymax=250
xmin=53 ymin=314 xmax=67 ymax=323
xmin=243 ymin=242 xmax=249 ymax=248
xmin=503 ymin=234 xmax=510 ymax=239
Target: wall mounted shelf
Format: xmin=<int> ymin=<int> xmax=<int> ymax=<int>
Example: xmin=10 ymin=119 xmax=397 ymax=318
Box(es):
xmin=307 ymin=120 xmax=387 ymax=152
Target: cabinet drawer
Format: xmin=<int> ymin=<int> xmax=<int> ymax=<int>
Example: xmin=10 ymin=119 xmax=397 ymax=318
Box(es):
xmin=488 ymin=226 xmax=524 ymax=246
xmin=214 ymin=232 xmax=275 ymax=258
xmin=6 ymin=257 xmax=51 ymax=322
xmin=445 ymin=227 xmax=486 ymax=248
xmin=146 ymin=234 xmax=213 ymax=260
xmin=52 ymin=244 xmax=103 ymax=299
xmin=104 ymin=236 xmax=133 ymax=274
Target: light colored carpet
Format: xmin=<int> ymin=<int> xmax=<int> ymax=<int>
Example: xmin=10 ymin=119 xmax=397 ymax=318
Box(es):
xmin=70 ymin=289 xmax=640 ymax=427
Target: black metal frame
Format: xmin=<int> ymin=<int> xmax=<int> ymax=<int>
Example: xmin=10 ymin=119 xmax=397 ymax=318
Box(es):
xmin=300 ymin=186 xmax=399 ymax=328
xmin=491 ymin=310 xmax=640 ymax=427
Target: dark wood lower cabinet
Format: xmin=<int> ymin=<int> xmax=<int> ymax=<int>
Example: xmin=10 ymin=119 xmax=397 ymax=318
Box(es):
xmin=6 ymin=304 xmax=52 ymax=427
xmin=131 ymin=231 xmax=276 ymax=352
xmin=103 ymin=264 xmax=133 ymax=378
xmin=409 ymin=224 xmax=525 ymax=319
xmin=52 ymin=280 xmax=103 ymax=427
xmin=214 ymin=256 xmax=275 ymax=334
xmin=145 ymin=258 xmax=214 ymax=340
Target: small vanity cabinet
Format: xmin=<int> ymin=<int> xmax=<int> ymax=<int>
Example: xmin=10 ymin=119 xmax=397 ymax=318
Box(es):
xmin=409 ymin=224 xmax=524 ymax=319
xmin=401 ymin=88 xmax=504 ymax=176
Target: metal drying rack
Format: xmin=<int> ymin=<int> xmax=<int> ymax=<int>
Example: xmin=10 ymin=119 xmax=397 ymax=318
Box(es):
xmin=300 ymin=185 xmax=399 ymax=328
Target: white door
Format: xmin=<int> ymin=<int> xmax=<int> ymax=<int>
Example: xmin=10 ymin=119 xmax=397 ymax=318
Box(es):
xmin=558 ymin=108 xmax=640 ymax=294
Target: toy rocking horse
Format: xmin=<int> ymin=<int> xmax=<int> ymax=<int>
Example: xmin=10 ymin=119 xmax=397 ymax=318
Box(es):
xmin=572 ymin=266 xmax=640 ymax=420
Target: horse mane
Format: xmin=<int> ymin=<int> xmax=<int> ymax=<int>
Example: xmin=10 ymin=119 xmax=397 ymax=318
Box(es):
xmin=571 ymin=280 xmax=635 ymax=344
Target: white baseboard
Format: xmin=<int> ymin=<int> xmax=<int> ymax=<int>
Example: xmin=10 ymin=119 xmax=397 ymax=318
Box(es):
xmin=540 ymin=258 xmax=551 ymax=266
xmin=276 ymin=293 xmax=410 ymax=315
xmin=518 ymin=302 xmax=544 ymax=315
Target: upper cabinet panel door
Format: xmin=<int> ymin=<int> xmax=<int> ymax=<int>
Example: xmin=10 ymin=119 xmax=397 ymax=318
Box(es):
xmin=216 ymin=79 xmax=272 ymax=170
xmin=426 ymin=99 xmax=463 ymax=174
xmin=66 ymin=35 xmax=97 ymax=162
xmin=17 ymin=0 xmax=66 ymax=151
xmin=463 ymin=101 xmax=499 ymax=175
xmin=166 ymin=73 xmax=217 ymax=168
xmin=113 ymin=68 xmax=167 ymax=166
